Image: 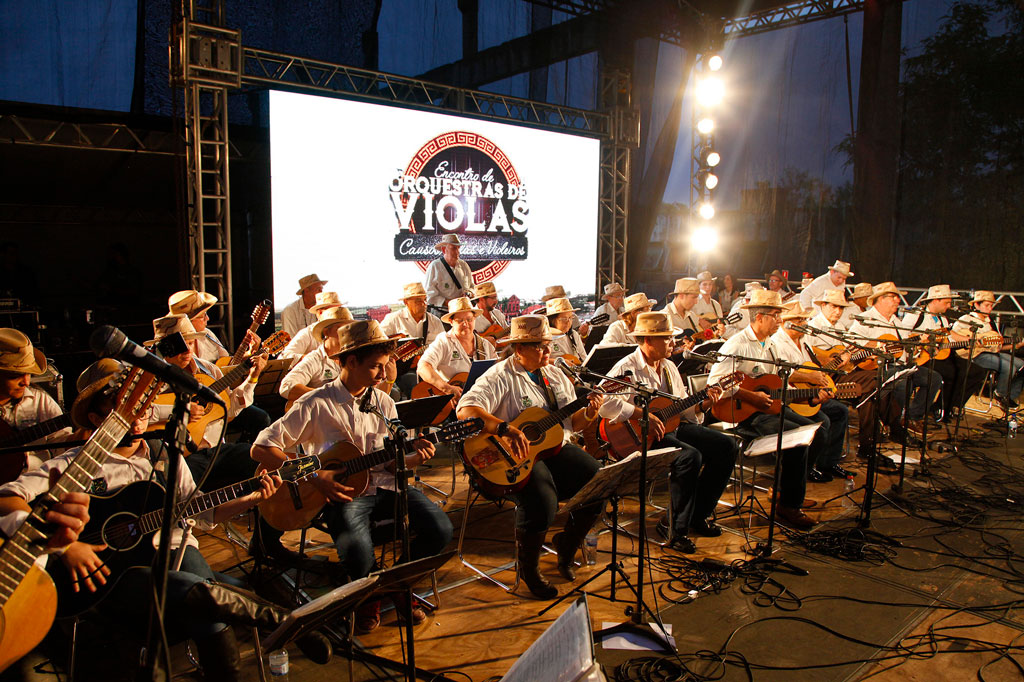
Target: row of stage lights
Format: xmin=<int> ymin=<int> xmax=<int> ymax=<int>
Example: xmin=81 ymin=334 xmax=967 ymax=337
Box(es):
xmin=691 ymin=53 xmax=723 ymax=253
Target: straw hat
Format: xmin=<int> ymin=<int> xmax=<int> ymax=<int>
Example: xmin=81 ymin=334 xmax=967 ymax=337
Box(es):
xmin=295 ymin=273 xmax=328 ymax=296
xmin=814 ymin=289 xmax=854 ymax=308
xmin=868 ymin=282 xmax=907 ymax=305
xmin=799 ymin=277 xmax=814 ymax=290
xmin=669 ymin=278 xmax=700 ymax=297
xmin=741 ymin=289 xmax=785 ymax=310
xmin=330 ymin=320 xmax=393 ymax=358
xmin=470 ymin=281 xmax=499 ymax=300
xmin=0 ymin=329 xmax=46 ymax=375
xmin=310 ymin=291 xmax=346 ymax=315
xmin=622 ymin=292 xmax=658 ymax=315
xmin=972 ymin=290 xmax=996 ymax=304
xmin=434 ymin=234 xmax=463 ymax=251
xmin=441 ymin=297 xmax=483 ymax=324
xmin=400 ymin=282 xmax=428 ymax=300
xmin=602 ymin=283 xmax=626 ymax=299
xmin=627 ymin=312 xmax=682 ymax=339
xmin=781 ymin=302 xmax=815 ymax=320
xmin=545 ymin=297 xmax=579 ymax=317
xmin=168 ymin=290 xmax=217 ymax=318
xmin=921 ymin=284 xmax=953 ymax=302
xmin=541 ymin=285 xmax=567 ymax=302
xmin=827 ymin=260 xmax=854 ymax=278
xmin=503 ymin=315 xmax=554 ymax=344
xmin=71 ymin=359 xmax=123 ymax=430
xmin=147 ymin=314 xmax=204 ymax=346
xmin=312 ymin=306 xmax=355 ymax=341
xmin=695 ymin=270 xmax=716 ymax=283
xmin=743 ymin=282 xmax=764 ymax=295
xmin=851 ymin=282 xmax=873 ymax=299
xmin=765 ymin=269 xmax=788 ymax=283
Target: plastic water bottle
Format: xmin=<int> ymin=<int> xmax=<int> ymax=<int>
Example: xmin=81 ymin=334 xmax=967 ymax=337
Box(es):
xmin=842 ymin=475 xmax=855 ymax=507
xmin=584 ymin=532 xmax=599 ymax=565
xmin=269 ymin=649 xmax=289 ymax=679
xmin=1009 ymin=417 xmax=1018 ymax=439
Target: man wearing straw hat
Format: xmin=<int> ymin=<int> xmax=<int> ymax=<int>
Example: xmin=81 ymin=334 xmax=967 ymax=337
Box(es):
xmin=541 ymin=285 xmax=590 ymax=339
xmin=601 ymin=292 xmax=657 ymax=346
xmin=953 ymin=290 xmax=1024 ymax=410
xmin=599 ymin=312 xmax=737 ymax=552
xmin=841 ymin=281 xmax=873 ymax=327
xmin=253 ymin=320 xmax=453 ymax=631
xmin=425 ymin=234 xmax=473 ymax=308
xmin=708 ymin=289 xmax=823 ymax=529
xmin=765 ymin=269 xmax=795 ymax=302
xmin=279 ymin=306 xmax=356 ymax=404
xmin=799 ymin=260 xmax=854 ymax=313
xmin=546 ymin=297 xmax=588 ymax=363
xmin=594 ymin=282 xmax=626 ymax=324
xmin=280 ymin=291 xmax=345 ymax=359
xmin=169 ymin=289 xmax=259 ymax=365
xmin=0 ymin=328 xmax=71 ymax=468
xmin=662 ymin=278 xmax=703 ymax=336
xmin=382 ymin=282 xmax=445 ymax=398
xmin=418 ymin=297 xmax=496 ymax=401
xmin=722 ymin=282 xmax=764 ymax=339
xmin=771 ymin=303 xmax=853 ymax=482
xmin=281 ymin=273 xmax=328 ymax=338
xmin=693 ymin=271 xmax=725 ymax=320
xmin=457 ymin=315 xmax=605 ymax=599
xmin=470 ymin=281 xmax=509 ymax=343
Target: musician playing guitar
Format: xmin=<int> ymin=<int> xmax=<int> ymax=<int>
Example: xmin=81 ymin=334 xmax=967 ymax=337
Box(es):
xmin=708 ymin=289 xmax=823 ymax=530
xmin=425 ymin=234 xmax=473 ymax=308
xmin=662 ymin=278 xmax=707 ymax=337
xmin=279 ymin=306 xmax=354 ymax=404
xmin=279 ymin=291 xmax=344 ymax=359
xmin=594 ymin=282 xmax=626 ymax=324
xmin=954 ymin=290 xmax=1024 ymax=410
xmin=169 ymin=289 xmax=260 ymax=365
xmin=546 ymin=297 xmax=588 ymax=365
xmin=599 ymin=312 xmax=737 ymax=553
xmin=418 ymin=297 xmax=496 ymax=403
xmin=456 ymin=315 xmax=604 ymax=600
xmin=770 ymin=303 xmax=853 ymax=483
xmin=694 ymin=270 xmax=728 ymax=320
xmin=381 ymin=282 xmax=444 ymax=399
xmin=601 ymin=292 xmax=657 ymax=346
xmin=252 ymin=320 xmax=452 ymax=633
xmin=471 ymin=281 xmax=508 ymax=346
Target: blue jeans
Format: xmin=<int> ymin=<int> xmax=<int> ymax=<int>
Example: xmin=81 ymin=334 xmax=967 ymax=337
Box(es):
xmin=887 ymin=366 xmax=943 ymax=419
xmin=322 ymin=487 xmax=454 ymax=580
xmin=972 ymin=351 xmax=1024 ymax=400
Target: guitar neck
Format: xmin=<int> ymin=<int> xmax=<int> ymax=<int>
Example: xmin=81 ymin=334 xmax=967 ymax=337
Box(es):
xmin=134 ymin=475 xmax=266 ymax=535
xmin=207 ymin=359 xmax=252 ymax=395
xmin=654 ymin=389 xmax=707 ymax=422
xmin=341 ymin=431 xmax=447 ymax=476
xmin=0 ymin=413 xmax=130 ymax=606
xmin=767 ymin=386 xmax=825 ymax=402
xmin=534 ymin=395 xmax=591 ymax=434
xmin=0 ymin=413 xmax=73 ymax=447
xmin=228 ymin=320 xmax=259 ymax=366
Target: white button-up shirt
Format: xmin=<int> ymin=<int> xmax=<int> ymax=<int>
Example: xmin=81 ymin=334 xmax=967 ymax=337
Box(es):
xmin=901 ymin=311 xmax=950 ymax=333
xmin=708 ymin=326 xmax=779 ymax=397
xmin=593 ymin=302 xmax=622 ymax=324
xmin=770 ymin=328 xmax=815 ymax=366
xmin=194 ymin=329 xmax=229 ymax=364
xmin=280 ymin=323 xmax=318 ymax=359
xmin=420 ymin=330 xmax=496 ymax=381
xmin=474 ymin=307 xmax=508 ymax=335
xmin=279 ymin=345 xmax=339 ymax=398
xmin=380 ymin=307 xmax=444 ymax=347
xmin=661 ymin=301 xmax=701 ymax=335
xmin=952 ymin=311 xmax=996 ymax=337
xmin=255 ymin=379 xmax=398 ymax=492
xmin=693 ymin=296 xmax=723 ymax=320
xmin=281 ymin=298 xmax=317 ymax=338
xmin=550 ymin=330 xmax=587 ymax=363
xmin=722 ymin=299 xmax=750 ymax=339
xmin=0 ymin=386 xmax=69 ymax=463
xmin=805 ymin=313 xmax=846 ymax=350
xmin=847 ymin=306 xmax=902 ymax=341
xmin=425 ymin=257 xmax=473 ymax=307
xmin=599 ymin=320 xmax=633 ymax=346
xmin=799 ymin=272 xmax=842 ymax=313
xmin=600 ymin=347 xmax=699 ymax=424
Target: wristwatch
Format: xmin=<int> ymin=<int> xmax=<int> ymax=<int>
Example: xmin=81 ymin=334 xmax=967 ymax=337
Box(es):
xmin=496 ymin=421 xmax=510 ymax=437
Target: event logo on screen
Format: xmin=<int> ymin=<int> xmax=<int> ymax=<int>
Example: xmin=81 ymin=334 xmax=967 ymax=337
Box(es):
xmin=389 ymin=131 xmax=529 ymax=283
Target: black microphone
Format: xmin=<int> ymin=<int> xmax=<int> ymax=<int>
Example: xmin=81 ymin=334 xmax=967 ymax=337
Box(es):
xmin=682 ymin=349 xmax=719 ymax=363
xmin=852 ymin=314 xmax=871 ymax=322
xmin=89 ymin=325 xmax=225 ymax=407
xmin=899 ymin=305 xmax=927 ymax=314
xmin=359 ymin=386 xmax=374 ymax=413
xmin=554 ymin=357 xmax=580 ymax=378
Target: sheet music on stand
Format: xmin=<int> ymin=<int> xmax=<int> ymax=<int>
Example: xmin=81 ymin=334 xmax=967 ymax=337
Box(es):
xmin=581 ymin=344 xmax=636 ymax=376
xmin=743 ymin=423 xmax=821 ymax=457
xmin=253 ymin=357 xmax=296 ymax=398
xmin=500 ymin=596 xmax=606 ymax=682
xmin=560 ymin=447 xmax=680 ymax=514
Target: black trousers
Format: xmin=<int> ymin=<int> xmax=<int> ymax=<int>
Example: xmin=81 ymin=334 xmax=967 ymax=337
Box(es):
xmin=657 ymin=423 xmax=739 ymax=533
xmin=507 ymin=443 xmax=601 ymax=534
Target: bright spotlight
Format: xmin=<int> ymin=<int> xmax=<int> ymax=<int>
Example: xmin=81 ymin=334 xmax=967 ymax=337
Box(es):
xmin=699 ymin=202 xmax=715 ymax=220
xmin=708 ymin=55 xmax=723 ymax=71
xmin=695 ymin=77 xmax=724 ymax=107
xmin=697 ymin=118 xmax=714 ymax=135
xmin=705 ymin=151 xmax=721 ymax=167
xmin=692 ymin=225 xmax=719 ymax=252
xmin=704 ymin=173 xmax=718 ymax=189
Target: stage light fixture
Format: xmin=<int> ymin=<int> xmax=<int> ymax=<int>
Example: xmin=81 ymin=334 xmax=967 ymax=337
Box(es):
xmin=697 ymin=118 xmax=714 ymax=135
xmin=705 ymin=150 xmax=721 ymax=167
xmin=699 ymin=202 xmax=715 ymax=220
xmin=704 ymin=173 xmax=718 ymax=189
xmin=691 ymin=225 xmax=719 ymax=252
xmin=695 ymin=77 xmax=724 ymax=108
xmin=708 ymin=55 xmax=723 ymax=72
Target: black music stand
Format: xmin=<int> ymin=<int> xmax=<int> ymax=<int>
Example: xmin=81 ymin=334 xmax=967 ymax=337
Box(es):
xmin=462 ymin=359 xmax=497 ymax=393
xmin=395 ymin=395 xmax=454 ymax=429
xmin=538 ymin=448 xmax=679 ymax=654
xmin=253 ymin=357 xmax=296 ymax=418
xmin=581 ymin=344 xmax=636 ymax=375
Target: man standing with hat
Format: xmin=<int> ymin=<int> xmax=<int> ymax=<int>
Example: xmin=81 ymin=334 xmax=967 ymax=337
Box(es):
xmin=599 ymin=312 xmax=736 ymax=552
xmin=800 ymin=260 xmax=854 ymax=313
xmin=418 ymin=297 xmax=496 ymax=401
xmin=471 ymin=281 xmax=508 ymax=344
xmin=953 ymin=290 xmax=1024 ymax=409
xmin=425 ymin=234 xmax=473 ymax=308
xmin=282 ymin=274 xmax=327 ymax=338
xmin=594 ymin=283 xmax=626 ymax=324
xmin=708 ymin=290 xmax=823 ymax=529
xmin=693 ymin=271 xmax=725 ymax=320
xmin=457 ymin=315 xmax=604 ymax=599
xmin=253 ymin=320 xmax=453 ymax=631
xmin=382 ymin=282 xmax=445 ymax=398
xmin=280 ymin=291 xmax=345 ymax=359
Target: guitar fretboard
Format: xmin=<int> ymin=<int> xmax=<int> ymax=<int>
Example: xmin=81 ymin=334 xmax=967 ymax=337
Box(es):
xmin=0 ymin=413 xmax=73 ymax=448
xmin=133 ymin=476 xmax=264 ymax=535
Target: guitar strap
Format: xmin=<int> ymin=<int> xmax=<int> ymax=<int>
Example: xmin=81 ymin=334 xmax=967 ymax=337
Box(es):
xmin=532 ymin=369 xmax=561 ymax=411
xmin=438 ymin=257 xmax=466 ymax=297
xmin=422 ymin=313 xmax=430 ymax=344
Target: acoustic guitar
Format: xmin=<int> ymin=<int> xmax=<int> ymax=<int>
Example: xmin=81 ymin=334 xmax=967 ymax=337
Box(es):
xmin=914 ymin=331 xmax=1002 ymax=364
xmin=787 ymin=377 xmax=862 ymax=417
xmin=954 ymin=330 xmax=1004 ymax=360
xmin=811 ymin=338 xmax=904 ymax=373
xmin=49 ymin=455 xmax=320 ymax=617
xmin=0 ymin=367 xmax=162 ymax=673
xmin=259 ymin=418 xmax=483 ymax=531
xmin=409 ymin=371 xmax=468 ymax=425
xmin=216 ymin=299 xmax=272 ymax=369
xmin=711 ymin=373 xmax=859 ymax=423
xmin=0 ymin=413 xmax=74 ymax=484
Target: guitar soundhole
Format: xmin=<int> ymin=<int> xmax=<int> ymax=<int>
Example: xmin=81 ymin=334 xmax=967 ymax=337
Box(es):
xmin=520 ymin=423 xmax=542 ymax=444
xmin=104 ymin=514 xmax=142 ymax=551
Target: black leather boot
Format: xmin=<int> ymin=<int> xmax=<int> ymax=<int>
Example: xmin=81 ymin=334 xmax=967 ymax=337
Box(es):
xmin=517 ymin=531 xmax=557 ymax=599
xmin=184 ymin=581 xmax=333 ymax=664
xmin=552 ymin=507 xmax=601 ymax=581
xmin=192 ymin=626 xmax=242 ymax=682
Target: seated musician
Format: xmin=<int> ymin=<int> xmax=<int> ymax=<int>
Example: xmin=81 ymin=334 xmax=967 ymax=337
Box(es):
xmin=771 ymin=303 xmax=853 ymax=482
xmin=252 ymin=320 xmax=453 ymax=632
xmin=425 ymin=234 xmax=473 ymax=308
xmin=722 ymin=282 xmax=763 ymax=339
xmin=901 ymin=285 xmax=988 ymax=419
xmin=847 ymin=282 xmax=942 ymax=436
xmin=279 ymin=291 xmax=345 ymax=359
xmin=168 ymin=289 xmax=255 ymax=365
xmin=546 ymin=297 xmax=587 ymax=364
xmin=800 ymin=259 xmax=854 ymax=313
xmin=471 ymin=281 xmax=508 ymax=346
xmin=381 ymin=282 xmax=444 ymax=398
xmin=766 ymin=269 xmax=796 ymax=302
xmin=842 ymin=281 xmax=873 ymax=327
xmin=694 ymin=271 xmax=726 ymax=320
xmin=541 ymin=285 xmax=590 ymax=339
xmin=599 ymin=312 xmax=737 ymax=552
xmin=456 ymin=315 xmax=604 ymax=599
xmin=953 ymin=290 xmax=1024 ymax=409
xmin=601 ymin=292 xmax=657 ymax=346
xmin=0 ymin=360 xmax=332 ymax=679
xmin=281 ymin=273 xmax=327 ymax=338
xmin=279 ymin=306 xmax=355 ymax=404
xmin=0 ymin=328 xmax=71 ymax=469
xmin=662 ymin=278 xmax=703 ymax=336
xmin=707 ymin=289 xmax=824 ymax=529
xmin=418 ymin=297 xmax=496 ymax=402
xmin=594 ymin=282 xmax=626 ymax=324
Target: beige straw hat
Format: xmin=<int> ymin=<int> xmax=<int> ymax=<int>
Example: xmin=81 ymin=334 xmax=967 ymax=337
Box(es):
xmin=827 ymin=260 xmax=855 ymax=278
xmin=814 ymin=289 xmax=854 ymax=308
xmin=0 ymin=329 xmax=46 ymax=375
xmin=503 ymin=315 xmax=555 ymax=344
xmin=602 ymin=283 xmax=627 ymax=299
xmin=622 ymin=292 xmax=658 ymax=315
xmin=71 ymin=359 xmax=123 ymax=430
xmin=972 ymin=290 xmax=996 ymax=304
xmin=545 ymin=297 xmax=579 ymax=316
xmin=147 ymin=314 xmax=204 ymax=346
xmin=434 ymin=234 xmax=463 ymax=251
xmin=312 ymin=307 xmax=355 ymax=341
xmin=740 ymin=289 xmax=786 ymax=310
xmin=168 ymin=290 xmax=217 ymax=318
xmin=330 ymin=320 xmax=394 ymax=358
xmin=780 ymin=302 xmax=815 ymax=320
xmin=695 ymin=270 xmax=716 ymax=282
xmin=470 ymin=281 xmax=499 ymax=300
xmin=310 ymin=291 xmax=346 ymax=315
xmin=400 ymin=282 xmax=428 ymax=301
xmin=920 ymin=284 xmax=953 ymax=302
xmin=441 ymin=297 xmax=483 ymax=324
xmin=851 ymin=282 xmax=873 ymax=299
xmin=627 ymin=312 xmax=683 ymax=339
xmin=541 ymin=285 xmax=568 ymax=302
xmin=669 ymin=278 xmax=700 ymax=297
xmin=295 ymin=273 xmax=328 ymax=296
xmin=867 ymin=282 xmax=907 ymax=305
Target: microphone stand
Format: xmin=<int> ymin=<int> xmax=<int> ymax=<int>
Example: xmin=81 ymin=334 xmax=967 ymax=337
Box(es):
xmin=947 ymin=323 xmax=980 ymax=451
